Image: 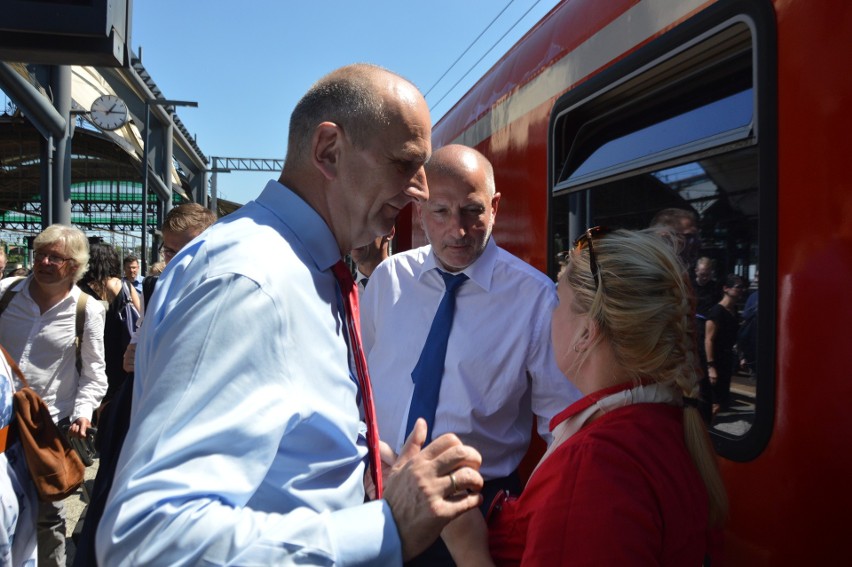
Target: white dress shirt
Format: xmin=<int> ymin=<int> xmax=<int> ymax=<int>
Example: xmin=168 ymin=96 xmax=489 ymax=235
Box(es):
xmin=361 ymin=239 xmax=581 ymax=479
xmin=97 ymin=181 xmax=401 ymax=566
xmin=0 ymin=276 xmax=107 ymax=423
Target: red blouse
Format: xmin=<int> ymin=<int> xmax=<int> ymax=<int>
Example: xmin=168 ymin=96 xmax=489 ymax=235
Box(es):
xmin=488 ymin=400 xmax=715 ymax=566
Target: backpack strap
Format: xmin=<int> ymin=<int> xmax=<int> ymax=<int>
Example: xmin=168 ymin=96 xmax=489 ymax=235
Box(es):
xmin=0 ymin=277 xmax=25 ymax=319
xmin=0 ymin=278 xmax=87 ymax=376
xmin=74 ymin=291 xmax=87 ymax=376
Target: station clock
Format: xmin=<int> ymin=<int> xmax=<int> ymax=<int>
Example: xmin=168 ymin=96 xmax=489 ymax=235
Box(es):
xmin=90 ymin=94 xmax=130 ymax=131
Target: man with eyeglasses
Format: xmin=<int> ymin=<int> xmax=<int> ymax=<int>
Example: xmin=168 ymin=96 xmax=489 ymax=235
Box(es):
xmin=121 ymin=255 xmax=143 ymax=295
xmin=0 ymin=224 xmax=108 ymax=567
xmin=119 ymin=204 xmax=217 ymax=373
xmin=360 ymin=144 xmax=580 ymax=566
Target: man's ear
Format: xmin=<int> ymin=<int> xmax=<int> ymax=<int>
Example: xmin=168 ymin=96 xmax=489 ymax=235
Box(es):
xmin=312 ymin=122 xmax=341 ymax=181
xmin=385 ymin=225 xmax=397 ymax=242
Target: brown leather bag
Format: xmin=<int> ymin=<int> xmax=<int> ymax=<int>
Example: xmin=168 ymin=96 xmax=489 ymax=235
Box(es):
xmin=2 ymin=345 xmax=85 ymax=501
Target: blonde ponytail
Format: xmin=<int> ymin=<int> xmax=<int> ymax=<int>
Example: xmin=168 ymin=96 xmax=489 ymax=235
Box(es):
xmin=561 ymin=228 xmax=728 ymax=526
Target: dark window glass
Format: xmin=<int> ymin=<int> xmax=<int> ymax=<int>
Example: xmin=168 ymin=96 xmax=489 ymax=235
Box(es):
xmin=549 ymin=19 xmax=770 ymax=457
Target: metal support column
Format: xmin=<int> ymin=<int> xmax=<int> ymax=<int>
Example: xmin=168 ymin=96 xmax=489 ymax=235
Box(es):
xmin=35 ymin=65 xmax=72 ymax=228
xmin=211 ymin=156 xmax=218 ymax=214
xmin=141 ymin=99 xmax=197 ymax=273
xmin=51 ymin=65 xmax=72 ymax=226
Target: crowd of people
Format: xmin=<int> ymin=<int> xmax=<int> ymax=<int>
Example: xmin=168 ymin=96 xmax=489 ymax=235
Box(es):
xmin=0 ymin=62 xmax=758 ymax=566
xmin=0 ymin=204 xmax=216 ymax=566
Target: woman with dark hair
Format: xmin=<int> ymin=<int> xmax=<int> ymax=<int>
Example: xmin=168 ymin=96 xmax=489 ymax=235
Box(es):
xmin=488 ymin=228 xmax=726 ymax=566
xmin=79 ymin=242 xmax=140 ymax=405
xmin=705 ymin=273 xmax=746 ymax=414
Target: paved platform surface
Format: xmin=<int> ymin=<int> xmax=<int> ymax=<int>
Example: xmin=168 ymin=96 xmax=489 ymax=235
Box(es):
xmin=65 ymin=459 xmax=99 ymax=565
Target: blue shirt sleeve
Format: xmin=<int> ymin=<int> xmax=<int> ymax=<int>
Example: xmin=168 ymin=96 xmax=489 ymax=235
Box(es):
xmin=96 ymin=271 xmax=402 ymax=566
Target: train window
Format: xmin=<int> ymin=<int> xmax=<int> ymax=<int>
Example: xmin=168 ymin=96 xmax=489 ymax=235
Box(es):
xmin=548 ymin=8 xmax=776 ymax=462
xmin=563 ymin=88 xmax=753 ymax=189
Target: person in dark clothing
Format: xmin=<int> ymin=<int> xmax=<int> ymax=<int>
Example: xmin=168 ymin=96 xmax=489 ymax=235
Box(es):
xmin=692 ymin=257 xmax=722 ymax=420
xmin=693 ymin=257 xmax=722 ymax=316
xmin=78 ymin=242 xmax=140 ymax=407
xmin=704 ymin=274 xmax=746 ymax=414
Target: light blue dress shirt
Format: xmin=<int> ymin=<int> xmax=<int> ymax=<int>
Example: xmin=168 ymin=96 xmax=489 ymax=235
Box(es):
xmin=97 ymin=181 xmax=401 ymax=566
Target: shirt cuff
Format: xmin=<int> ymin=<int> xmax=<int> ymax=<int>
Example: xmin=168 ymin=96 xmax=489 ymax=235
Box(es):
xmin=327 ymin=499 xmax=402 ymax=566
xmin=71 ymin=405 xmax=95 ymax=424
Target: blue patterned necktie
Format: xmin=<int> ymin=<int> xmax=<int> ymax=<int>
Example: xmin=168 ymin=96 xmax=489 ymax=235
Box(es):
xmin=406 ymin=270 xmax=468 ymax=444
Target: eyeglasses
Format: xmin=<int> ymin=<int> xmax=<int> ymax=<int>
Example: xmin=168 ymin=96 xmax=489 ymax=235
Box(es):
xmin=159 ymin=244 xmax=179 ymax=260
xmin=572 ymin=226 xmax=611 ymax=290
xmin=34 ymin=252 xmax=72 ymax=266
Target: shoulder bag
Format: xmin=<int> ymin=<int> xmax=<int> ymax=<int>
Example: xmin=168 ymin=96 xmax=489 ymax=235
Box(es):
xmin=1 ymin=345 xmax=85 ymax=501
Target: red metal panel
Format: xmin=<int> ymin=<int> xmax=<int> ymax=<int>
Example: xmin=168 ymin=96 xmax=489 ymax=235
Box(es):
xmin=719 ymin=1 xmax=852 ymax=564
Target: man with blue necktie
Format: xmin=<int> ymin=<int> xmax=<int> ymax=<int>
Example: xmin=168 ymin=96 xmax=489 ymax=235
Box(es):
xmin=361 ymin=144 xmax=581 ymax=566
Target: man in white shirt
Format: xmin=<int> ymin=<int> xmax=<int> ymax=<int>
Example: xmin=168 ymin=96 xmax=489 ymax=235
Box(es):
xmin=0 ymin=224 xmax=107 ymax=567
xmin=361 ymin=144 xmax=581 ymax=566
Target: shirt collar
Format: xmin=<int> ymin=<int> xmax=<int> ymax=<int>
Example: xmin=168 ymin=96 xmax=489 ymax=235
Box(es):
xmin=255 ymin=180 xmax=342 ymax=272
xmin=18 ymin=275 xmax=78 ymax=302
xmin=420 ymin=237 xmax=499 ymax=291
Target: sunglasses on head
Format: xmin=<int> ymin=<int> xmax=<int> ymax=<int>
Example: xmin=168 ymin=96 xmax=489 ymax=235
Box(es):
xmin=572 ymin=226 xmax=612 ymax=290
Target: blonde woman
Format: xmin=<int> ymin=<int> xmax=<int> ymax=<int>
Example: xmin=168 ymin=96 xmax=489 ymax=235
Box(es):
xmin=488 ymin=228 xmax=727 ymax=566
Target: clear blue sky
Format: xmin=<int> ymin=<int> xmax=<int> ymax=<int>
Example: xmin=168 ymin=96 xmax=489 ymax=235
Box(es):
xmin=132 ymin=0 xmax=561 ymax=204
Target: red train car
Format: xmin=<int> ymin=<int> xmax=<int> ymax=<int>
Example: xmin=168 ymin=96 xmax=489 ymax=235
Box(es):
xmin=403 ymin=0 xmax=852 ymax=564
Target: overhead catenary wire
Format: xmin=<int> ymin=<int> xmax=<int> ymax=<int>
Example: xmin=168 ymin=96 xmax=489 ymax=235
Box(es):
xmin=423 ymin=0 xmax=515 ymax=98
xmin=427 ymin=0 xmax=545 ymax=113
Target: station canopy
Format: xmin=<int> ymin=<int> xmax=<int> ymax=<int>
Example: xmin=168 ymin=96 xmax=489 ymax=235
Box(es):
xmin=1 ymin=62 xmax=240 ymax=246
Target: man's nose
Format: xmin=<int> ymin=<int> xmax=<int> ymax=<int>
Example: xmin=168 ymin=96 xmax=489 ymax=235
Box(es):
xmin=405 ymin=167 xmax=429 ymax=203
xmin=446 ymin=209 xmax=468 ymax=238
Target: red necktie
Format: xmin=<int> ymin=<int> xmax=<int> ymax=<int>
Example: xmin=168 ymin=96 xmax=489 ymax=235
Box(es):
xmin=331 ymin=260 xmax=383 ymax=498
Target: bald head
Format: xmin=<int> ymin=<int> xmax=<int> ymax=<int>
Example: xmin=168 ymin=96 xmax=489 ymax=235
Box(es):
xmin=425 ymin=145 xmax=496 ymax=198
xmin=284 ymin=64 xmax=423 ymax=169
xmin=420 ymin=144 xmax=500 ymax=271
xmin=280 ymin=63 xmax=431 ymax=255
